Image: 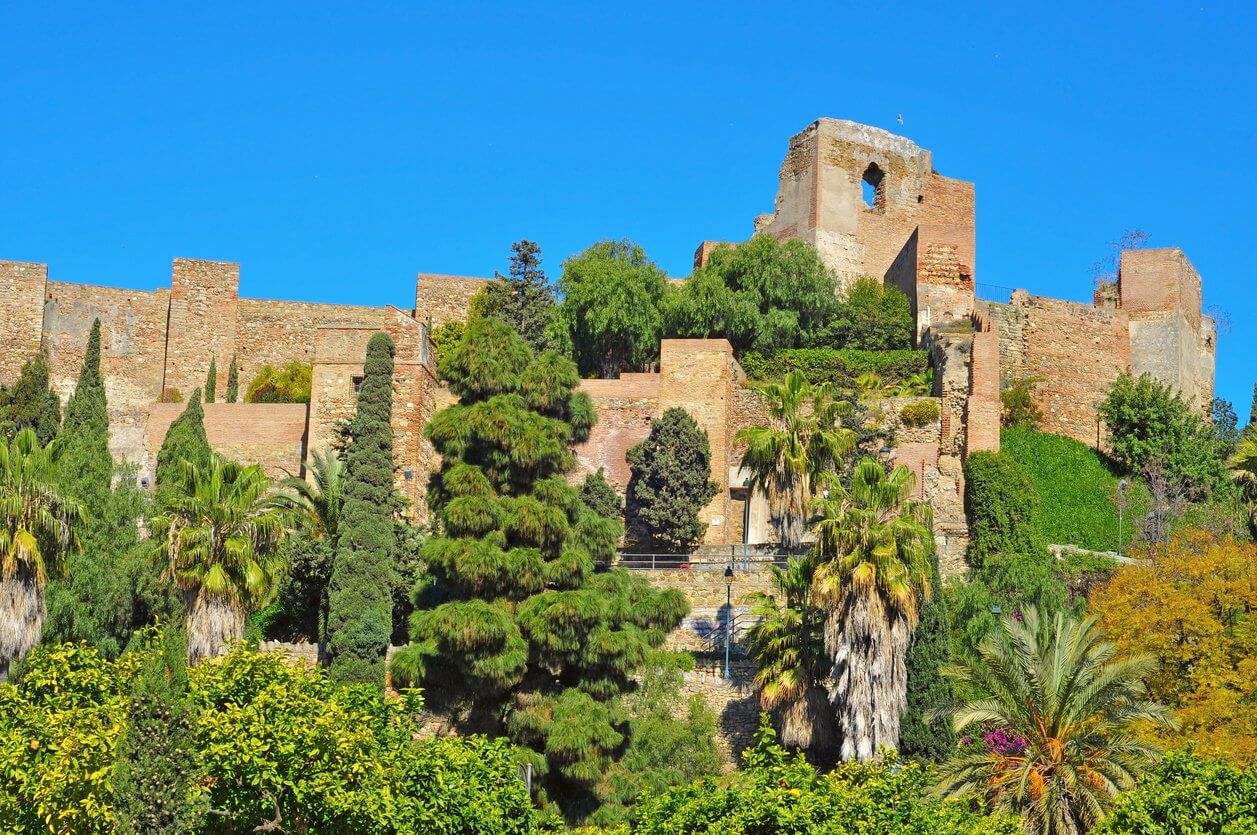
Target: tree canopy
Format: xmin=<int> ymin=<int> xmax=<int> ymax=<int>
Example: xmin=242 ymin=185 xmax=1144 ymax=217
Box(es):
xmin=627 ymin=407 xmax=719 ymax=552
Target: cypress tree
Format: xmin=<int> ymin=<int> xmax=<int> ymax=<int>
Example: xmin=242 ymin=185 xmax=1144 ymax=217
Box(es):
xmin=225 ymin=355 xmax=239 ymax=403
xmin=1249 ymin=382 xmax=1257 ymax=429
xmin=898 ymin=548 xmax=957 ymax=761
xmin=58 ymin=318 xmax=112 ymax=498
xmin=204 ymin=357 xmax=217 ymax=404
xmin=627 ymin=407 xmax=720 ymax=552
xmin=156 ymin=388 xmax=211 ymax=495
xmin=113 ymin=628 xmax=204 ymax=833
xmin=0 ymin=354 xmax=61 ymax=444
xmin=326 ymin=333 xmax=396 ymax=686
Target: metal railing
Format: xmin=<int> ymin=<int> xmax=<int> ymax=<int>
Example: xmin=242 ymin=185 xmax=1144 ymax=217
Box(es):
xmin=610 ymin=544 xmax=807 ymax=571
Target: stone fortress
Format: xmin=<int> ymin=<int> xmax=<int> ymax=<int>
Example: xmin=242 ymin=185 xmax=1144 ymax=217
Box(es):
xmin=0 ymin=118 xmax=1215 ymax=578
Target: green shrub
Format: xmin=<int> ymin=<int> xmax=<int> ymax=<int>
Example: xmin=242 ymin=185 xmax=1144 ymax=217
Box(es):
xmin=1000 ymin=376 xmax=1043 ymax=429
xmin=158 ymin=388 xmax=183 ymax=403
xmin=899 ymin=400 xmax=940 ymax=427
xmin=1001 ymin=427 xmax=1144 ymax=552
xmin=962 ymin=450 xmax=1045 ymax=567
xmin=1095 ymin=750 xmax=1257 ymax=833
xmin=741 ymin=347 xmax=929 ymax=390
xmin=246 ymin=361 xmax=312 ymax=404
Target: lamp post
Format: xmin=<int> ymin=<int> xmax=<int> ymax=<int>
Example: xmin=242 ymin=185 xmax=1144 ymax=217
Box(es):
xmin=1117 ymin=479 xmax=1128 ymax=557
xmin=723 ymin=564 xmax=734 ymax=680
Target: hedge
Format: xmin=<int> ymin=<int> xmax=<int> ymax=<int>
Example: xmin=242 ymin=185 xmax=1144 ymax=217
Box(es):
xmin=741 ymin=348 xmax=929 ymax=389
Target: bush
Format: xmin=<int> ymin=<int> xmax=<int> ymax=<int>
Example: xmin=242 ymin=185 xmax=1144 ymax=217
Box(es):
xmin=246 ymin=361 xmax=312 ymax=404
xmin=962 ymin=451 xmax=1045 ymax=567
xmin=158 ymin=388 xmax=183 ymax=403
xmin=812 ymin=276 xmax=915 ymax=352
xmin=1000 ymin=376 xmax=1043 ymax=429
xmin=741 ymin=348 xmax=930 ymax=390
xmin=627 ymin=408 xmax=720 ymax=552
xmin=1001 ymin=427 xmax=1142 ymax=552
xmin=899 ymin=400 xmax=940 ymax=427
xmin=631 ymin=718 xmax=1019 ymax=834
xmin=1095 ymin=750 xmax=1257 ymax=834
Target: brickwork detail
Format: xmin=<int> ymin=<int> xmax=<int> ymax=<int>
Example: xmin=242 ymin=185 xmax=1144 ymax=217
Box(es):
xmin=0 ymin=261 xmax=49 ymax=383
xmin=164 ymin=258 xmax=240 ymax=398
xmin=414 ymin=273 xmax=491 ymax=327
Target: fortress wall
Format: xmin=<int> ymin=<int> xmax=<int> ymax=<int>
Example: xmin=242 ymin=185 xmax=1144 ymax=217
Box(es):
xmin=575 ymin=374 xmax=658 ymax=491
xmin=0 ymin=261 xmax=48 ymax=384
xmin=658 ymin=340 xmax=737 ymax=545
xmin=966 ymin=310 xmax=1001 ymax=455
xmin=164 ymin=258 xmax=239 ymax=399
xmin=415 ymin=273 xmax=491 ymax=327
xmin=42 ymin=281 xmax=171 ymax=465
xmin=235 ymin=298 xmax=387 ymax=387
xmin=991 ymin=291 xmax=1131 ymax=446
xmin=145 ymin=403 xmax=308 ymax=478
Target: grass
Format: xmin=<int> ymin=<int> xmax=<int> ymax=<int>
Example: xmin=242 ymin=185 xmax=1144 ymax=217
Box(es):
xmin=1001 ymin=427 xmax=1144 ymax=552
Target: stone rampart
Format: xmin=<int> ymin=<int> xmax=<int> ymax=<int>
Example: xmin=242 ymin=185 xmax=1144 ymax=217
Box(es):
xmin=144 ymin=403 xmax=309 ymax=479
xmin=0 ymin=261 xmax=49 ymax=383
xmin=414 ymin=273 xmax=491 ymax=327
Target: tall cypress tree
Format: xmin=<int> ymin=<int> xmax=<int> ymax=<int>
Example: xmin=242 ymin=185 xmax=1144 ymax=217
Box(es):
xmin=112 ymin=628 xmax=204 ymax=833
xmin=58 ymin=318 xmax=112 ymax=497
xmin=898 ymin=548 xmax=957 ymax=761
xmin=326 ymin=333 xmax=396 ymax=686
xmin=225 ymin=355 xmax=239 ymax=403
xmin=204 ymin=357 xmax=217 ymax=404
xmin=156 ymin=388 xmax=211 ymax=490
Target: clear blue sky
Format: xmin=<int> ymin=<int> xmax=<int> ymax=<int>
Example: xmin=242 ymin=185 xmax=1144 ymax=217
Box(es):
xmin=2 ymin=2 xmax=1253 ymax=421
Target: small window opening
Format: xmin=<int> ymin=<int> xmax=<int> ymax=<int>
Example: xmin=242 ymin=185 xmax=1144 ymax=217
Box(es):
xmin=352 ymin=375 xmax=364 ymax=393
xmin=861 ymin=163 xmax=885 ymax=210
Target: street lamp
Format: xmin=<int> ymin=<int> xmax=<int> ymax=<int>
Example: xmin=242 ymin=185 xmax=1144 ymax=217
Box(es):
xmin=1117 ymin=479 xmax=1129 ymax=557
xmin=723 ymin=564 xmax=734 ymax=680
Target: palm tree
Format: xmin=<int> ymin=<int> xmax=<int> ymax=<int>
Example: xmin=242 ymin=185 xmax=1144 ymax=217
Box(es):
xmin=1227 ymin=433 xmax=1257 ymax=531
xmin=934 ymin=607 xmax=1176 ymax=835
xmin=736 ymin=371 xmax=855 ymax=549
xmin=151 ymin=454 xmax=287 ymax=663
xmin=0 ymin=429 xmax=83 ymax=680
xmin=266 ymin=449 xmax=343 ymax=640
xmin=744 ymin=552 xmax=834 ymax=759
xmin=811 ymin=458 xmax=932 ymax=762
xmin=885 ymin=369 xmax=934 ymax=398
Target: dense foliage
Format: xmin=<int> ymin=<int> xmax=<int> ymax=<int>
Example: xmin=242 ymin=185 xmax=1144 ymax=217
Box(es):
xmin=112 ymin=628 xmax=203 ymax=833
xmin=394 ymin=318 xmax=691 ymax=822
xmin=629 ymin=718 xmax=1019 ymax=834
xmin=664 ymin=235 xmax=839 ymax=354
xmin=327 ymin=332 xmax=396 ymax=687
xmin=246 ymin=360 xmax=313 ymax=403
xmin=557 ymin=239 xmax=669 ymax=378
xmin=580 ymin=469 xmax=622 ymax=523
xmin=898 ymin=547 xmax=956 ymax=762
xmin=1091 ymin=533 xmax=1257 ymax=765
xmin=225 ymin=355 xmax=238 ymax=403
xmin=899 ymin=399 xmax=940 ymax=426
xmin=812 ymin=276 xmax=914 ymax=351
xmin=155 ymin=388 xmax=211 ymax=494
xmin=962 ymin=450 xmax=1045 ymax=567
xmin=626 ymin=407 xmax=719 ymax=552
xmin=481 ymin=239 xmax=561 ymax=354
xmin=1099 ymin=372 xmax=1228 ymax=497
xmin=999 ymin=376 xmax=1043 ymax=430
xmin=1094 ymin=750 xmax=1257 ymax=834
xmin=0 ymin=642 xmax=543 ymax=833
xmin=0 ymin=354 xmax=61 ymax=444
xmin=203 ymin=357 xmax=217 ymax=403
xmin=741 ymin=347 xmax=930 ymax=390
xmin=936 ymin=608 xmax=1176 ymax=834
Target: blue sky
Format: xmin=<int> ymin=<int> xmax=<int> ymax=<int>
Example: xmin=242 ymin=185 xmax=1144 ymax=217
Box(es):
xmin=2 ymin=2 xmax=1253 ymax=419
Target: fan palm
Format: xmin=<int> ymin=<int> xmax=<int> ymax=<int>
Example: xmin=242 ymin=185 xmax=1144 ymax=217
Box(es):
xmin=0 ymin=429 xmax=83 ymax=680
xmin=151 ymin=455 xmax=288 ymax=663
xmin=266 ymin=449 xmax=343 ymax=640
xmin=885 ymin=369 xmax=934 ymax=398
xmin=811 ymin=457 xmax=932 ymax=762
xmin=736 ymin=371 xmax=855 ymax=549
xmin=934 ymin=607 xmax=1177 ymax=835
xmin=1228 ymin=433 xmax=1257 ymax=530
xmin=744 ymin=552 xmax=834 ymax=757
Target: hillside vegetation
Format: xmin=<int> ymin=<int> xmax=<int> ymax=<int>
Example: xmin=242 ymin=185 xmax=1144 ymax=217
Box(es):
xmin=1000 ymin=427 xmax=1133 ymax=551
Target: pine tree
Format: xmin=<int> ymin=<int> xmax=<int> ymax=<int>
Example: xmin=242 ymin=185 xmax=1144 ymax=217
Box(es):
xmin=113 ymin=628 xmax=205 ymax=833
xmin=897 ymin=547 xmax=957 ymax=761
xmin=482 ymin=240 xmax=559 ymax=353
xmin=156 ymin=388 xmax=211 ymax=491
xmin=391 ymin=318 xmax=687 ymax=819
xmin=204 ymin=357 xmax=217 ymax=404
xmin=0 ymin=354 xmax=61 ymax=444
xmin=225 ymin=355 xmax=239 ymax=403
xmin=326 ymin=333 xmax=396 ymax=686
xmin=627 ymin=408 xmax=719 ymax=552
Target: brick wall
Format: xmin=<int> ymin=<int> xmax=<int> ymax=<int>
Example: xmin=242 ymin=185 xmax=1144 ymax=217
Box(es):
xmin=235 ymin=298 xmax=387 ymax=392
xmin=966 ymin=310 xmax=1001 ymax=455
xmin=414 ymin=273 xmax=490 ymax=327
xmin=43 ymin=281 xmax=171 ymax=465
xmin=0 ymin=261 xmax=48 ymax=384
xmin=164 ymin=259 xmax=240 ymax=398
xmin=144 ymin=403 xmax=309 ymax=478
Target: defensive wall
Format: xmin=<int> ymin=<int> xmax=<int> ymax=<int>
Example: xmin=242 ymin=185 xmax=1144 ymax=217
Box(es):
xmin=0 ymin=116 xmax=1219 ymax=573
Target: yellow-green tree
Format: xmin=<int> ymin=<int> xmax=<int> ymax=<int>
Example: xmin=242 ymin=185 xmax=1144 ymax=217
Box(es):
xmin=1090 ymin=532 xmax=1257 ymax=764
